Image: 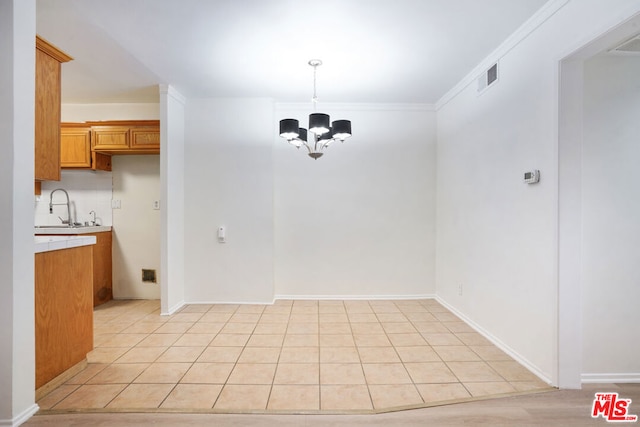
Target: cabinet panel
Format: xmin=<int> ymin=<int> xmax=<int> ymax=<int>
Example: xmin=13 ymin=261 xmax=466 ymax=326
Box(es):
xmin=61 ymin=127 xmax=91 ymax=168
xmin=35 ymin=48 xmax=61 ymax=181
xmin=35 ymin=36 xmax=72 ymax=184
xmin=92 ymin=152 xmax=112 ymax=171
xmin=92 ymin=127 xmax=130 ymax=150
xmin=130 ymin=128 xmax=160 ymax=150
xmin=35 ymin=246 xmax=93 ymax=389
xmin=40 ymin=231 xmax=113 ymax=308
xmin=92 ymin=231 xmax=113 ymax=307
xmin=61 ymin=125 xmax=112 ymax=171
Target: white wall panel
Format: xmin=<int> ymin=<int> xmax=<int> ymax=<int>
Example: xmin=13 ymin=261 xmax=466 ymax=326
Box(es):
xmin=581 ymin=55 xmax=640 ymax=380
xmin=274 ymin=105 xmax=436 ymax=298
xmin=435 ymin=0 xmax=640 ymax=386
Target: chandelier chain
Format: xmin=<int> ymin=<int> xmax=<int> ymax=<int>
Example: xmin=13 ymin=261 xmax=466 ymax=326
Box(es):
xmin=312 ymin=63 xmax=318 ymax=110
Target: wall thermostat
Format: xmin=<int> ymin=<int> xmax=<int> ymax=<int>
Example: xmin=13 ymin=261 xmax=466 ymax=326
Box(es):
xmin=524 ymin=170 xmax=540 ymax=184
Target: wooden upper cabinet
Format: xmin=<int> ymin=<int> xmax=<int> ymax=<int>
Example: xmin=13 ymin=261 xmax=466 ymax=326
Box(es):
xmin=91 ymin=126 xmax=130 ymax=151
xmin=61 ymin=125 xmax=91 ymax=168
xmin=60 ymin=121 xmax=160 ymax=160
xmin=60 ymin=124 xmax=112 ymax=171
xmin=35 ymin=36 xmax=72 ymax=182
xmin=130 ymin=127 xmax=160 ymax=150
xmin=88 ymin=120 xmax=160 ymax=154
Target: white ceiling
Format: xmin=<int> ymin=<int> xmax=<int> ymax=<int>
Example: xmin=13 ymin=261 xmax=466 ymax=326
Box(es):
xmin=36 ymin=0 xmax=548 ymax=104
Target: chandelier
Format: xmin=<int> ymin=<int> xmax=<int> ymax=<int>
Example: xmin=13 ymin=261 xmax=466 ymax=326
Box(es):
xmin=279 ymin=59 xmax=352 ymax=159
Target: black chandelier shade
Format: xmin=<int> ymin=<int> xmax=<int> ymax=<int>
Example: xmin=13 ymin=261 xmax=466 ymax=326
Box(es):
xmin=331 ymin=120 xmax=352 ymax=140
xmin=279 ymin=116 xmax=352 ymax=142
xmin=309 ymin=113 xmax=330 ymax=135
xmin=279 ymin=118 xmax=300 ymax=140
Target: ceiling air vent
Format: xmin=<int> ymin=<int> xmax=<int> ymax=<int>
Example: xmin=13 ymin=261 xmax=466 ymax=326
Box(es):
xmin=478 ymin=62 xmax=499 ymax=94
xmin=610 ymin=35 xmax=640 ymax=55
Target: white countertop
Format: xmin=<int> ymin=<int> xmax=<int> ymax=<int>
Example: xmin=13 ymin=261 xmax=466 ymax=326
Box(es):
xmin=34 ymin=225 xmax=111 ymax=235
xmin=35 ymin=235 xmax=97 ymax=254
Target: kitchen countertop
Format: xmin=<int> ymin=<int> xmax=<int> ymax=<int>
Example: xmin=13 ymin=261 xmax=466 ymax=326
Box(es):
xmin=35 ymin=235 xmax=97 ymax=254
xmin=34 ymin=225 xmax=112 ymax=235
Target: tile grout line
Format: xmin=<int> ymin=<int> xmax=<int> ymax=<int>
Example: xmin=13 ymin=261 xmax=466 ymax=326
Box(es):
xmin=158 ymin=311 xmax=213 ymax=410
xmin=358 ymin=300 xmax=376 ymax=410
xmin=211 ymin=302 xmax=255 ymax=410
xmin=416 ymin=300 xmax=473 ymax=401
xmin=263 ymin=300 xmax=293 ymax=411
xmin=391 ymin=300 xmax=426 ymax=406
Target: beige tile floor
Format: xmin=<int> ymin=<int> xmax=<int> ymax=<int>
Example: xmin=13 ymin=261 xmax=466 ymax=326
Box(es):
xmin=37 ymin=299 xmax=552 ymax=414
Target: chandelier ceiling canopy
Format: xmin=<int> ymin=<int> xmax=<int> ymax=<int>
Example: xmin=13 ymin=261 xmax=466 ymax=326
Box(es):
xmin=279 ymin=59 xmax=352 ymax=159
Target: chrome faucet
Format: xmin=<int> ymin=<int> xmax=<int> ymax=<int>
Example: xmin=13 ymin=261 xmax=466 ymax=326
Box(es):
xmin=49 ymin=188 xmax=72 ymax=227
xmin=89 ymin=210 xmax=97 ymax=226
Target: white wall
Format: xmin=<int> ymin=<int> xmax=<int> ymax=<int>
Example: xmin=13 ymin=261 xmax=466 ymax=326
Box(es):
xmin=274 ymin=105 xmax=436 ymax=298
xmin=112 ymin=155 xmax=161 ymax=299
xmin=61 ymin=103 xmax=159 ymax=122
xmin=435 ymin=0 xmax=640 ymax=386
xmin=183 ymin=98 xmax=274 ymax=304
xmin=182 ymin=100 xmax=436 ymax=303
xmin=36 ymin=171 xmax=112 ymax=227
xmin=581 ymin=55 xmax=640 ymax=381
xmin=0 ymin=0 xmax=39 ymax=424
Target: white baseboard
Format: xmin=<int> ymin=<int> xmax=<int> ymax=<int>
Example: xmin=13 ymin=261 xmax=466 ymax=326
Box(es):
xmin=183 ymin=300 xmax=276 ymax=305
xmin=582 ymin=373 xmax=640 ymax=383
xmin=0 ymin=403 xmax=39 ymax=427
xmin=436 ymin=296 xmax=553 ymax=386
xmin=274 ymin=294 xmax=437 ymax=301
xmin=174 ymin=295 xmax=437 ymax=307
xmin=161 ymin=300 xmax=185 ymax=316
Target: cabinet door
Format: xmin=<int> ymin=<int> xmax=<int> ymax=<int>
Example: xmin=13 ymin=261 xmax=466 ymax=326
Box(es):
xmin=35 ymin=246 xmax=93 ymax=388
xmin=92 ymin=127 xmax=130 ymax=150
xmin=35 ymin=48 xmax=61 ymax=181
xmin=130 ymin=127 xmax=160 ymax=150
xmin=92 ymin=231 xmax=113 ymax=307
xmin=61 ymin=127 xmax=91 ymax=168
xmin=92 ymin=152 xmax=112 ymax=171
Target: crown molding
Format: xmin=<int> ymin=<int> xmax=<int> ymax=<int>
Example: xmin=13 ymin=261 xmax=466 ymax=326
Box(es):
xmin=435 ymin=0 xmax=570 ymax=111
xmin=275 ymin=102 xmax=435 ymax=112
xmin=36 ymin=35 xmax=73 ymax=63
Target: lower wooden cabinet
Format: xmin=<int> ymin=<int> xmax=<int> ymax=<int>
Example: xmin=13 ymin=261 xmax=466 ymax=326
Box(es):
xmin=35 ymin=245 xmax=93 ymax=389
xmin=91 ymin=231 xmax=113 ymax=307
xmin=40 ymin=231 xmax=113 ymax=307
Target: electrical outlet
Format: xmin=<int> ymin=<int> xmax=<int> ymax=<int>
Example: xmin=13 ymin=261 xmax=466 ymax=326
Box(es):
xmin=111 ymin=199 xmax=121 ymax=209
xmin=153 ymin=200 xmax=160 ymax=210
xmin=458 ymin=284 xmax=463 ymax=296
